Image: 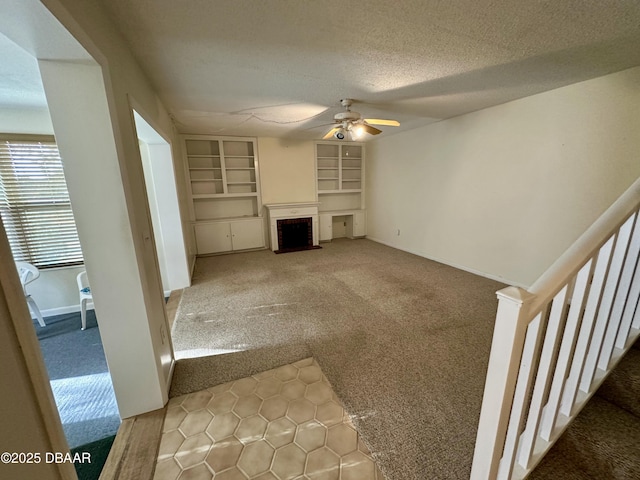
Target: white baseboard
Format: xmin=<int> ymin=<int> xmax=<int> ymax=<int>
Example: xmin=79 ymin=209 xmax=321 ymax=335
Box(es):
xmin=366 ymin=236 xmax=529 ymax=289
xmin=38 ymin=290 xmax=172 ymax=320
xmin=35 ymin=302 xmax=95 ymax=319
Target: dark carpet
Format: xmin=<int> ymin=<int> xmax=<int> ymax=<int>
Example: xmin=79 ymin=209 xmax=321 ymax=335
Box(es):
xmin=36 ymin=311 xmax=120 ymax=449
xmin=71 ymin=435 xmax=116 ymax=480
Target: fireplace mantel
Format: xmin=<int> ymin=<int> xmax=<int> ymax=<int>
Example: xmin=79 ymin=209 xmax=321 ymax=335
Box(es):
xmin=265 ymin=203 xmax=320 ymax=251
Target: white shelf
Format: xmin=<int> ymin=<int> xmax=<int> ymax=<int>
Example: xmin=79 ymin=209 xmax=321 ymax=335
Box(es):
xmin=183 ymin=136 xmax=262 ymax=235
xmin=316 ymin=141 xmax=365 ymax=218
xmin=318 ymin=189 xmax=362 ymax=194
xmin=194 ymin=214 xmax=261 ymax=223
xmin=192 ymin=192 xmax=259 ymax=199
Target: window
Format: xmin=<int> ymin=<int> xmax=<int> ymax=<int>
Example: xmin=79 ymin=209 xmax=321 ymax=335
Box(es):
xmin=0 ymin=134 xmax=83 ymax=268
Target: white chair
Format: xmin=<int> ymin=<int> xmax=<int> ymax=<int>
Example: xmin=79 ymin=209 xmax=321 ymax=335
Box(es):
xmin=16 ymin=261 xmax=46 ymax=327
xmin=77 ymin=271 xmax=92 ymax=330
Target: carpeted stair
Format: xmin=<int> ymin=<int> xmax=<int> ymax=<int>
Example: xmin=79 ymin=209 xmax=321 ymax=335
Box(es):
xmin=530 ymin=340 xmax=640 ymax=479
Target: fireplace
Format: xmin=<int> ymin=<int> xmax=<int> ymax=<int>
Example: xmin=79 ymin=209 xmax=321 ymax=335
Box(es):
xmin=277 ymin=217 xmax=313 ymax=251
xmin=265 ymin=203 xmax=321 ymax=252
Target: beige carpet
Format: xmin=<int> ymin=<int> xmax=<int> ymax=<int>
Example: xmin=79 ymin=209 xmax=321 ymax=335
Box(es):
xmin=170 ymin=238 xmax=505 ymax=480
xmin=530 ymin=342 xmax=640 ymax=479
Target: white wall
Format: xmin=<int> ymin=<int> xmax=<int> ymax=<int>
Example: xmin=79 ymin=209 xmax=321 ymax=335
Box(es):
xmin=366 ymin=67 xmax=640 ymax=287
xmin=258 ymin=137 xmax=316 ymax=205
xmin=0 ymin=107 xmax=84 ymax=315
xmin=0 ymin=107 xmax=53 ymax=134
xmin=40 ymin=60 xmax=171 ymax=418
xmin=1 ymin=226 xmax=75 ymax=480
xmin=147 ymin=143 xmax=191 ymax=290
xmin=366 ymin=68 xmax=640 ymax=286
xmin=139 ymin=141 xmax=170 ymax=292
xmin=26 ymin=265 xmax=86 ymax=316
xmin=138 ymin=137 xmax=191 ymax=293
xmin=36 ymin=0 xmax=183 ymax=417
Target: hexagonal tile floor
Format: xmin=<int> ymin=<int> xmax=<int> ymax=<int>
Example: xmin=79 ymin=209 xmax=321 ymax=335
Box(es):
xmin=154 ymin=358 xmax=385 ymax=480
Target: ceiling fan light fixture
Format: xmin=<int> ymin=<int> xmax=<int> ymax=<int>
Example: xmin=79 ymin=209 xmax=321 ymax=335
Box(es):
xmin=350 ymin=123 xmax=366 ymax=140
xmin=323 ymin=99 xmax=400 ymax=140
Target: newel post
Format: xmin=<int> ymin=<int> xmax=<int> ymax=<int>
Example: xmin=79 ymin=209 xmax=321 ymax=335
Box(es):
xmin=470 ymin=286 xmax=535 ymax=480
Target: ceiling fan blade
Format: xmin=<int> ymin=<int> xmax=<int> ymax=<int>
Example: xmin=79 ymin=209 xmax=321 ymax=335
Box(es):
xmin=323 ymin=127 xmax=340 ymax=139
xmin=302 ymin=122 xmax=335 ymax=131
xmin=361 ymin=124 xmax=382 ymax=135
xmin=364 ymin=118 xmax=400 ymax=127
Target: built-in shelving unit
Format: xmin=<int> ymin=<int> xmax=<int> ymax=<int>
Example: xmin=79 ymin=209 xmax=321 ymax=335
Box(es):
xmin=316 ymin=143 xmax=363 ymax=193
xmin=315 ymin=141 xmax=366 ymax=241
xmin=183 ymin=135 xmax=265 ymax=254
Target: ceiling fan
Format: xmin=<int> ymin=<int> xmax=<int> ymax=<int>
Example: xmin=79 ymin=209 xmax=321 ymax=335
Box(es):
xmin=323 ymin=99 xmax=400 ymax=140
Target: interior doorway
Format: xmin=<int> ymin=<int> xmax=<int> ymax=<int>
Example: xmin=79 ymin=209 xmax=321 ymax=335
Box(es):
xmin=0 ymin=34 xmax=120 ymax=456
xmin=0 ymin=133 xmax=120 ymax=459
xmin=0 ymin=1 xmax=178 ymax=466
xmin=133 ymin=109 xmax=190 ymax=295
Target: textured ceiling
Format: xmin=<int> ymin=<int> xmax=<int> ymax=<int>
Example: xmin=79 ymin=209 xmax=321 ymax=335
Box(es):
xmin=3 ymin=1 xmax=640 ymax=140
xmin=0 ymin=33 xmax=46 ymax=109
xmin=96 ymin=0 xmax=640 ymax=139
xmin=0 ymin=0 xmax=93 ymax=111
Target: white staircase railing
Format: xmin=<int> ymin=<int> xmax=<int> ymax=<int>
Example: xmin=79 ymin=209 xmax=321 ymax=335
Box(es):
xmin=471 ymin=176 xmax=640 ymax=480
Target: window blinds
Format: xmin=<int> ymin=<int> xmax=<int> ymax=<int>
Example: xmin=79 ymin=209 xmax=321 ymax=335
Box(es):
xmin=0 ymin=135 xmax=84 ymax=268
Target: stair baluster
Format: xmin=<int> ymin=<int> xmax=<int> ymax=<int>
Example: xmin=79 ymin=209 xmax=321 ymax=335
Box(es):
xmin=471 ymin=177 xmax=640 ymax=480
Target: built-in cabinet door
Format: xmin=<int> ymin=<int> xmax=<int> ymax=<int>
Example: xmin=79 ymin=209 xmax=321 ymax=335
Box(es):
xmin=353 ymin=211 xmax=366 ymax=237
xmin=230 ymin=219 xmax=264 ymax=251
xmin=194 ymin=222 xmax=232 ymax=254
xmin=319 ymin=214 xmax=333 ymax=241
xmin=195 ymin=219 xmax=265 ymax=254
